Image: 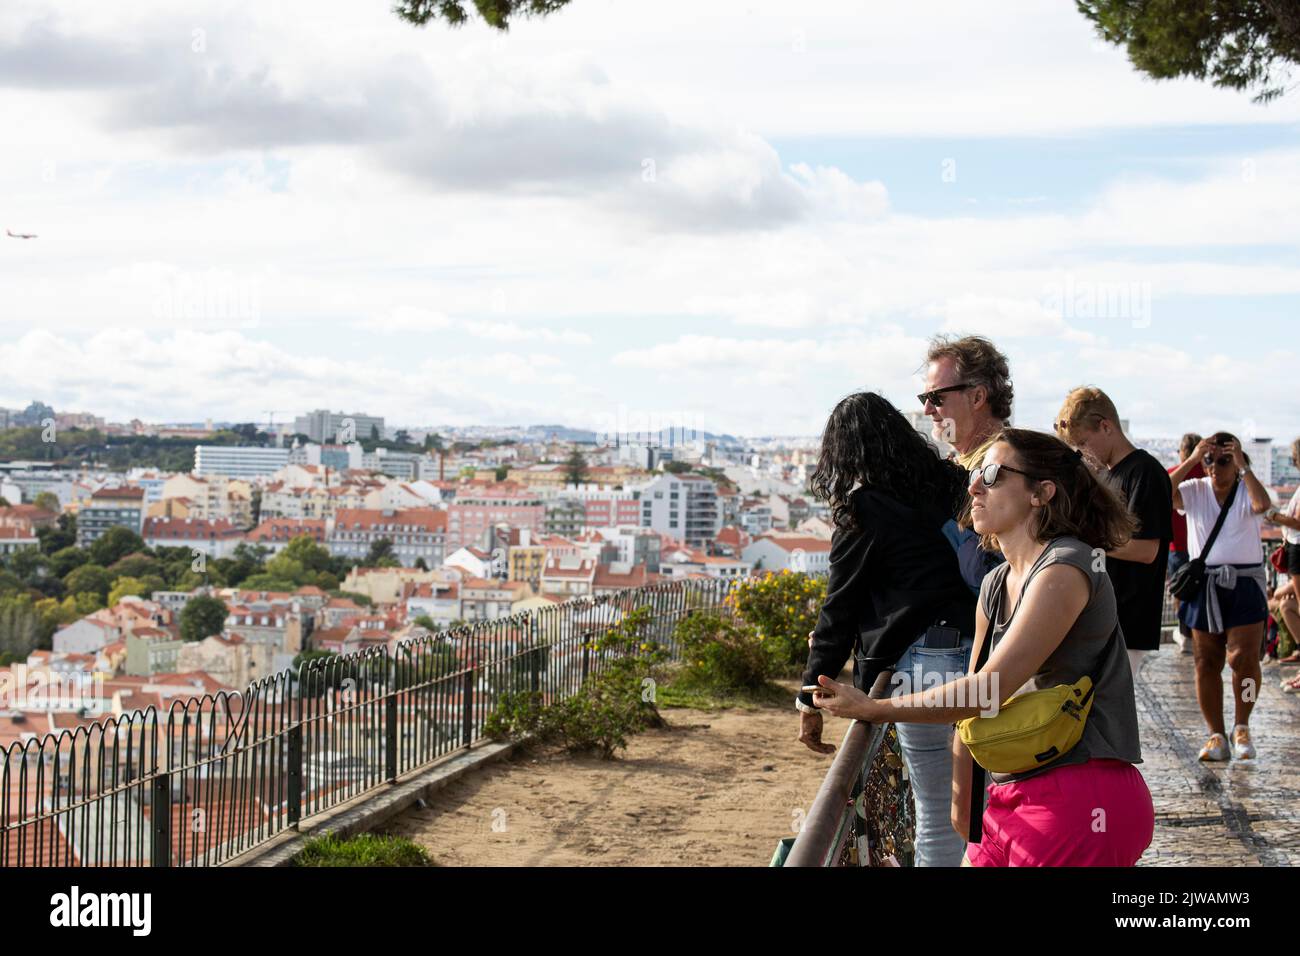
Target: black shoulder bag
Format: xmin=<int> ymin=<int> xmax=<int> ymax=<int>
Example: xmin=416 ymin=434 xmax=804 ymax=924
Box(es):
xmin=1168 ymin=480 xmax=1238 ymax=602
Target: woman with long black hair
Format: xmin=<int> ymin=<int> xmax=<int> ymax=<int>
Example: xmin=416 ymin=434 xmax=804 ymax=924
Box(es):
xmin=797 ymin=391 xmax=976 ymax=867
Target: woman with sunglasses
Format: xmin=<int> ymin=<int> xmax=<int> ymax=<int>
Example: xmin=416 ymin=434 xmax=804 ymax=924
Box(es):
xmin=1169 ymin=432 xmax=1274 ymax=761
xmin=812 ymin=428 xmax=1153 ymax=866
xmin=798 ymin=391 xmax=976 ymax=866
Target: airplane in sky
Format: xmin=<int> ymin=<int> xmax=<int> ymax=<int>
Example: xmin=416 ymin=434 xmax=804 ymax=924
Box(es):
xmin=7 ymin=229 xmax=37 ymax=239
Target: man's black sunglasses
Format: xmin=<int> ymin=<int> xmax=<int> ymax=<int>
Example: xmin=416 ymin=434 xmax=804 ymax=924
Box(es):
xmin=918 ymin=383 xmax=972 ymax=408
xmin=969 ymin=462 xmax=1047 ymax=488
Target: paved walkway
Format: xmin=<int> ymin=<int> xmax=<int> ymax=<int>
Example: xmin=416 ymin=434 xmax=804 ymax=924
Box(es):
xmin=1136 ymin=637 xmax=1300 ymax=866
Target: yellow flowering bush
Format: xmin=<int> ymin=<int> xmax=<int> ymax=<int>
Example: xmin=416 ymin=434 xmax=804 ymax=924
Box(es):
xmin=726 ymin=572 xmax=827 ymax=676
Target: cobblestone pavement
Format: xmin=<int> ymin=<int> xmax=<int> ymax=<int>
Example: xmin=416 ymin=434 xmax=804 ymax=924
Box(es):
xmin=1135 ymin=638 xmax=1300 ymax=866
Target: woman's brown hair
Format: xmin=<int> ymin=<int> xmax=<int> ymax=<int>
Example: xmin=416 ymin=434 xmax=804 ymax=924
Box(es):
xmin=977 ymin=428 xmax=1137 ymax=554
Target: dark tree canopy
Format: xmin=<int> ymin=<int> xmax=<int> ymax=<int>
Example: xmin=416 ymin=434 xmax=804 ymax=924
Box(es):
xmin=394 ymin=0 xmax=571 ymax=30
xmin=564 ymin=449 xmax=588 ymax=486
xmin=180 ymin=595 xmax=229 ymax=642
xmin=1079 ymin=0 xmax=1300 ymax=102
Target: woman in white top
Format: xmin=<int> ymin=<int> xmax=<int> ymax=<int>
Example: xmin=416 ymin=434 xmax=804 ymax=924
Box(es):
xmin=1265 ymin=438 xmax=1300 ymax=676
xmin=1169 ymin=432 xmax=1273 ymax=762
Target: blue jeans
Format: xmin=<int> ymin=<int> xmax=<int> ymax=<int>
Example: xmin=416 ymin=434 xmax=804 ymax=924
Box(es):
xmin=890 ymin=635 xmax=974 ymax=867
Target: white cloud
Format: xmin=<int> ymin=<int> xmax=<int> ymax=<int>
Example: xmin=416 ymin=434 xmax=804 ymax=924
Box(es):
xmin=0 ymin=0 xmax=1296 ymax=439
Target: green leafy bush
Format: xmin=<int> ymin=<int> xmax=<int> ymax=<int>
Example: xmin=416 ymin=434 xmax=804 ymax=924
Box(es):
xmin=673 ymin=610 xmax=771 ymax=691
xmin=484 ymin=605 xmax=667 ymax=759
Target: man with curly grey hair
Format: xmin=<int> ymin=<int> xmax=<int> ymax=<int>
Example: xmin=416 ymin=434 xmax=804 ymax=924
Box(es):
xmin=918 ymin=334 xmax=1014 ymax=470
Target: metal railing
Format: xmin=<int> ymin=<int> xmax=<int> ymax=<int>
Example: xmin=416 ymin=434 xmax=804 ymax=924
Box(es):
xmin=2 ymin=578 xmax=739 ymax=867
xmin=784 ymin=673 xmax=914 ymax=868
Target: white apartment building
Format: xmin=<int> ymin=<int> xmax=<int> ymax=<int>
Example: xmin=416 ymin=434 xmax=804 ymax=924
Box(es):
xmin=637 ymin=473 xmax=722 ymax=547
xmin=293 ymin=409 xmax=386 ymax=444
xmin=741 ymin=535 xmax=832 ymax=575
xmin=194 ymin=445 xmax=290 ymax=479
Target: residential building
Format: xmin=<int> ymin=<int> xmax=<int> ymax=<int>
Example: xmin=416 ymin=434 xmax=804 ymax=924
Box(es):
xmin=245 ymin=518 xmax=328 ymax=555
xmin=76 ymin=486 xmax=145 ymax=548
xmin=362 ymin=448 xmax=430 ymax=480
xmin=637 ymin=473 xmax=722 ymax=547
xmin=402 ymin=580 xmax=462 ymax=628
xmin=176 ymin=633 xmax=255 ymax=689
xmin=544 ymin=497 xmax=587 ymax=538
xmin=505 ymin=528 xmax=547 ymax=587
xmin=738 ymin=499 xmax=774 ymax=536
xmin=714 ymin=526 xmax=753 ymax=557
xmin=659 ymin=546 xmax=752 ymax=581
xmin=339 ymin=566 xmax=454 ymax=605
xmin=124 ymin=630 xmax=185 ymax=677
xmin=460 ymin=578 xmax=530 ymax=622
xmin=0 ymin=525 xmax=39 ymax=556
xmin=741 ymin=534 xmax=832 ymax=574
xmin=0 ymin=504 xmax=59 ymax=531
xmin=293 ymin=409 xmax=386 ymax=445
xmin=143 ymin=516 xmax=246 ymax=558
xmin=328 ymin=508 xmax=448 ymax=567
xmin=445 ymin=490 xmax=544 ymax=552
xmin=160 ymin=474 xmax=254 ymax=526
xmin=287 ymin=441 xmax=364 ymax=472
xmin=593 ymin=526 xmax=662 ymax=571
xmin=592 ymin=563 xmax=660 ymax=594
xmin=194 ymin=445 xmax=290 ymax=479
xmin=445 ymin=546 xmax=497 ymax=579
xmin=540 ymin=556 xmax=597 ymax=598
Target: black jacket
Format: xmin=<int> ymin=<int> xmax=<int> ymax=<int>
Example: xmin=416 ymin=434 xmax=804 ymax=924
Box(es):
xmin=798 ymin=486 xmax=976 ymax=708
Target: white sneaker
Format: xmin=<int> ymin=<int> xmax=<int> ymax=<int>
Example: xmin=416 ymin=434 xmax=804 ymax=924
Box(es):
xmin=1198 ymin=733 xmax=1230 ymax=762
xmin=1231 ymin=725 xmax=1256 ymax=760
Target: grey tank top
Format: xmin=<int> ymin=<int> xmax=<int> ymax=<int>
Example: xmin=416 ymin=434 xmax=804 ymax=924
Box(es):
xmin=978 ymin=536 xmax=1143 ymax=785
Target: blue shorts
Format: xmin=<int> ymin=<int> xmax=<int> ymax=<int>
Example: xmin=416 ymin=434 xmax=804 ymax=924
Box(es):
xmin=1178 ymin=566 xmax=1268 ymax=633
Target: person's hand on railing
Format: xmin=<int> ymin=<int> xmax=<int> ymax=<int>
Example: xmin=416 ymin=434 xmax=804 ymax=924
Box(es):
xmin=808 ymin=675 xmax=876 ymax=722
xmin=799 ymin=709 xmax=836 ymax=755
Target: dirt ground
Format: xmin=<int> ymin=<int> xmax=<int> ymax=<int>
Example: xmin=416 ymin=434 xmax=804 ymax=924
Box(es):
xmin=383 ymin=679 xmax=856 ymax=866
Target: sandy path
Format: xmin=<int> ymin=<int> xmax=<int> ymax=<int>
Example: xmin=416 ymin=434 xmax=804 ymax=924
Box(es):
xmin=383 ymin=679 xmax=856 ymax=866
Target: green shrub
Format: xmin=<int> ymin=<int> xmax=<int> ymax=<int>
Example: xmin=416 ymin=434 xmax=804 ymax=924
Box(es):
xmin=485 ymin=690 xmax=547 ymax=740
xmin=674 ymin=610 xmax=771 ymax=690
xmin=484 ymin=605 xmax=667 ymax=759
xmin=725 ymin=571 xmax=826 ymax=676
xmin=294 ymin=832 xmax=433 ymax=867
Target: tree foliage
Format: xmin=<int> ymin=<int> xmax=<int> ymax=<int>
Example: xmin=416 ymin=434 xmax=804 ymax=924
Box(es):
xmin=394 ymin=0 xmax=571 ymax=31
xmin=564 ymin=449 xmax=588 ymax=486
xmin=180 ymin=594 xmax=229 ymax=642
xmin=1078 ymin=0 xmax=1300 ymax=102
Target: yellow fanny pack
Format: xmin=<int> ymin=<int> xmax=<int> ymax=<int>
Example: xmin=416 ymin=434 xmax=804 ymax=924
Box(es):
xmin=956 ymin=627 xmax=1117 ymax=775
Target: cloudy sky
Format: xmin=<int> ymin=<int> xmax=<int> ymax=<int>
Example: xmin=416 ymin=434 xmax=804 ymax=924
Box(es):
xmin=2 ymin=0 xmax=1298 ymax=440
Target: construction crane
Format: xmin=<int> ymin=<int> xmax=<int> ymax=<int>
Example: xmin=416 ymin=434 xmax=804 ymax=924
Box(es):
xmin=264 ymin=410 xmax=291 ymax=446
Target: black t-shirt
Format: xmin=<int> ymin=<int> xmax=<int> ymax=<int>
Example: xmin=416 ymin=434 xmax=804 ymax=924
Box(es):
xmin=798 ymin=486 xmax=976 ymax=707
xmin=1106 ymin=449 xmax=1173 ymax=651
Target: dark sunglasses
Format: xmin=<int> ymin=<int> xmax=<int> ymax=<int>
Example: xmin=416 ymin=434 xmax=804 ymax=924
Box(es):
xmin=969 ymin=462 xmax=1047 ymax=488
xmin=1202 ymin=454 xmax=1233 ymax=468
xmin=917 ymin=383 xmax=972 ymax=408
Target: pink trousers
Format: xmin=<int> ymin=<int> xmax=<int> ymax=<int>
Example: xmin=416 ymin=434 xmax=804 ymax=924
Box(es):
xmin=965 ymin=758 xmax=1155 ymax=867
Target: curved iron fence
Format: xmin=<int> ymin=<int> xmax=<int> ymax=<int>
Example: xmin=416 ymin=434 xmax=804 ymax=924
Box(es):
xmin=2 ymin=576 xmax=801 ymax=867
